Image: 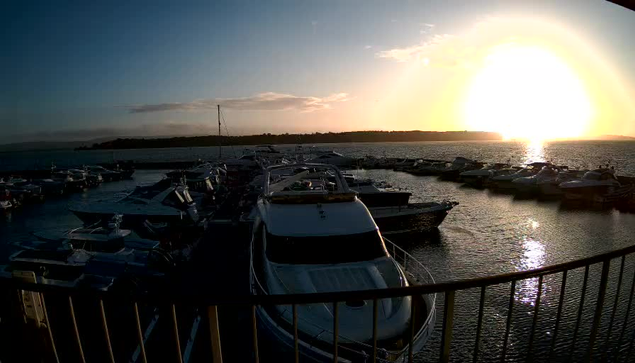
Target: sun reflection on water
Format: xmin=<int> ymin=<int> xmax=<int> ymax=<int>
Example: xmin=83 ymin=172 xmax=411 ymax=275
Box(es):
xmin=514 ymin=219 xmax=546 ymax=305
xmin=523 ymin=140 xmax=546 ymax=164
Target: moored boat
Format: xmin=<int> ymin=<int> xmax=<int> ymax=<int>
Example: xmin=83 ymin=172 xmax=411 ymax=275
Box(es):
xmin=438 ymin=157 xmax=482 ymax=181
xmin=69 ymin=178 xmax=199 ymax=229
xmin=460 ymin=163 xmax=512 ymax=188
xmin=307 ymin=151 xmax=356 ymax=167
xmin=491 ymin=162 xmax=552 ymax=189
xmin=249 ymin=163 xmax=436 ymax=362
xmin=559 ymin=169 xmax=634 ymax=203
xmin=512 ymin=166 xmax=560 ymax=194
xmin=345 ymin=175 xmax=412 ymax=207
xmin=369 ymin=201 xmax=458 ymax=235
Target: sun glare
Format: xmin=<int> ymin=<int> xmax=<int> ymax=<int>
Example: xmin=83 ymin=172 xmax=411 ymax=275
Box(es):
xmin=465 ymin=45 xmax=593 ymax=141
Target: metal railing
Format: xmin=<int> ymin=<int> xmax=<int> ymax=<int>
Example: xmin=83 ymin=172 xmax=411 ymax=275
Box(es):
xmin=4 ymin=243 xmax=635 ymax=362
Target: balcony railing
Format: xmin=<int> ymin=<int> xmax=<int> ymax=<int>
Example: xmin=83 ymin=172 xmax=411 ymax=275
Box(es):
xmin=3 ymin=243 xmax=635 ymax=362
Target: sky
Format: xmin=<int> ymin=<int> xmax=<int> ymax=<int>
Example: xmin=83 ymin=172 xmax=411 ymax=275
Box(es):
xmin=2 ymin=0 xmax=635 ymax=144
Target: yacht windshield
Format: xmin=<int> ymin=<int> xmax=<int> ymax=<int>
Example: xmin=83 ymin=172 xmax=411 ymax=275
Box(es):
xmin=266 ymin=230 xmax=387 ymax=264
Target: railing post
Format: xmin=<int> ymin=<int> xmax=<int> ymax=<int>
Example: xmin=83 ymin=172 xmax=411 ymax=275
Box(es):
xmin=171 ymin=304 xmax=184 ymax=363
xmin=372 ymin=298 xmax=379 ymax=362
xmin=98 ymin=299 xmax=115 ymax=363
xmin=440 ymin=290 xmax=455 ymax=363
xmin=549 ymin=271 xmax=568 ymax=360
xmin=403 ymin=249 xmax=408 ymax=270
xmin=333 ymin=302 xmax=339 ymax=363
xmin=408 ymin=299 xmax=416 ymax=363
xmin=501 ymin=280 xmax=516 ymax=362
xmin=293 ymin=304 xmax=299 ymax=363
xmin=208 ymin=305 xmax=223 ymax=363
xmin=67 ymin=296 xmax=86 ymax=363
xmin=615 ymin=263 xmax=635 ymax=361
xmin=527 ymin=275 xmax=544 ymax=360
xmin=570 ymin=265 xmax=590 ymax=359
xmin=586 ymin=260 xmax=610 ymax=361
xmin=472 ymin=286 xmax=486 ymax=363
xmin=40 ymin=293 xmax=60 ymax=363
xmin=133 ymin=302 xmax=148 ymax=363
xmin=252 ymin=305 xmax=259 ymax=363
xmin=603 ymin=255 xmax=625 ymax=362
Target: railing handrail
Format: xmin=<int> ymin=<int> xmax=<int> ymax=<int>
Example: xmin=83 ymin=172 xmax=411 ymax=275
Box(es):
xmin=385 ymin=238 xmax=435 ymax=286
xmin=4 ymin=243 xmax=635 ymax=306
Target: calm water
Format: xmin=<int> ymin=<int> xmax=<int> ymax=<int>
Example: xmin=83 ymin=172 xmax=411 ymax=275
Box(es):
xmin=2 ymin=140 xmax=635 ymax=361
xmin=2 ymin=140 xmax=635 ymax=175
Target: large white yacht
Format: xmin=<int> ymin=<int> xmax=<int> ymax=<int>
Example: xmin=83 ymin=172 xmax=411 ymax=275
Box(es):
xmin=250 ymin=163 xmax=436 ymax=362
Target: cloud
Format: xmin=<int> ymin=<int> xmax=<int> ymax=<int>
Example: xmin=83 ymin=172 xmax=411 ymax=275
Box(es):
xmin=419 ymin=23 xmax=435 ymax=35
xmin=126 ymin=92 xmax=350 ymax=114
xmin=376 ymin=34 xmax=454 ymax=63
xmin=376 ymin=17 xmax=533 ymax=67
xmin=364 ymin=45 xmax=373 ymax=49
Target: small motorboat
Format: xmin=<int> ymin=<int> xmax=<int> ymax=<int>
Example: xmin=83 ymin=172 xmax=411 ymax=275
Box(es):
xmin=460 ymin=163 xmax=513 ymax=188
xmin=166 ymin=163 xmax=220 ymax=193
xmin=536 ymin=167 xmax=583 ymax=196
xmin=7 ymin=242 xmax=173 ymax=291
xmin=85 ymin=165 xmax=121 ymax=182
xmin=249 ymin=163 xmax=436 ymax=362
xmin=307 ymin=151 xmax=357 ymax=168
xmin=345 ymin=175 xmax=412 ymax=207
xmin=32 ymin=215 xmax=161 ymax=251
xmin=85 ymin=170 xmax=104 ymax=187
xmin=438 ymin=157 xmax=482 ymax=181
xmin=369 ymin=201 xmax=458 ymax=235
xmin=559 ymin=169 xmax=634 ymax=203
xmin=69 ymin=179 xmax=199 ymax=229
xmin=254 ymin=144 xmax=282 ymax=157
xmin=33 ymin=178 xmax=66 ymax=196
xmin=52 ymin=170 xmax=86 ymax=191
xmin=4 ymin=178 xmax=44 ymax=202
xmin=407 ymin=161 xmax=446 ymax=176
xmin=393 ymin=159 xmax=420 ymax=172
xmin=491 ymin=162 xmax=553 ymax=189
xmin=512 ymin=166 xmax=561 ymax=194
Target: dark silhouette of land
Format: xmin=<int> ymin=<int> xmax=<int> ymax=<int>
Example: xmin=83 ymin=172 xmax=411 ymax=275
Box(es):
xmin=76 ymin=131 xmax=503 ymax=150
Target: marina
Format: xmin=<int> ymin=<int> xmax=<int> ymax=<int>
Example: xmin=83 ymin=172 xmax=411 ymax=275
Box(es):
xmin=5 ymin=0 xmax=635 ymax=360
xmin=1 ymin=141 xmax=635 ymax=362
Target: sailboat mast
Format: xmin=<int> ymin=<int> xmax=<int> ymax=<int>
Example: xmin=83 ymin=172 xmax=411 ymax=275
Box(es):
xmin=217 ymin=104 xmax=222 ymax=158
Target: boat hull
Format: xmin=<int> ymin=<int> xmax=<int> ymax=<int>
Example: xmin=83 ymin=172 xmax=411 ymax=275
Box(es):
xmin=461 ymin=175 xmax=490 ymax=188
xmin=70 ymin=209 xmax=189 ymax=229
xmin=370 ymin=203 xmax=453 ymax=235
xmin=492 ymin=179 xmax=518 ymax=190
xmin=538 ymin=183 xmax=562 ymax=196
xmin=357 ymin=191 xmax=411 ymax=207
xmin=562 ymin=185 xmax=633 ymax=203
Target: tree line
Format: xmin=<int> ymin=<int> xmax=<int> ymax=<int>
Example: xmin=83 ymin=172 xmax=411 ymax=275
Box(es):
xmin=76 ymin=130 xmax=503 ymax=150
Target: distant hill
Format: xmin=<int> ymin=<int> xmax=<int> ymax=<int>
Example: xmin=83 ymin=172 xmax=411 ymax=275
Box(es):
xmin=0 ymin=135 xmax=168 ymax=152
xmin=76 ymin=130 xmax=503 ymax=150
xmin=0 ymin=140 xmax=93 ymax=152
xmin=596 ymin=135 xmax=635 ymax=141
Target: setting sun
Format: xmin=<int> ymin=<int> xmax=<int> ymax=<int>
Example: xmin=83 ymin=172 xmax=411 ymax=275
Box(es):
xmin=464 ymin=44 xmax=593 ymax=141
